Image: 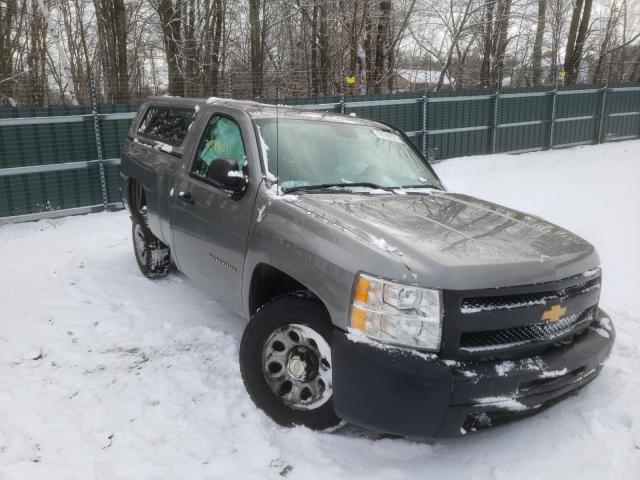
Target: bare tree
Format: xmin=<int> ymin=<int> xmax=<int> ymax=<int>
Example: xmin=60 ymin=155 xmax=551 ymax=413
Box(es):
xmin=152 ymin=0 xmax=183 ymax=96
xmin=1 ymin=0 xmax=639 ymax=106
xmin=563 ymin=0 xmax=592 ymax=84
xmin=547 ymin=0 xmax=569 ymax=82
xmin=531 ymin=0 xmax=546 ymax=84
xmin=249 ymin=0 xmax=265 ymax=96
xmin=479 ymin=0 xmax=513 ymax=88
xmin=93 ymin=0 xmax=129 ymax=102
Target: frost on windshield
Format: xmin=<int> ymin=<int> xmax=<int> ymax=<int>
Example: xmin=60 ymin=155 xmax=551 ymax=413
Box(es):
xmin=255 ymin=118 xmax=442 ymax=193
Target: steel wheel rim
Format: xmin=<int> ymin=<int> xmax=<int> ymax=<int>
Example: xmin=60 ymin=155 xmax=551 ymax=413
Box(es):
xmin=262 ymin=323 xmax=333 ymax=410
xmin=134 ymin=223 xmax=147 ymax=265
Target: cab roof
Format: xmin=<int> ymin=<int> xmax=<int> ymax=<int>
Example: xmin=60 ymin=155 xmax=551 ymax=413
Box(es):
xmin=145 ymin=96 xmax=384 ymax=128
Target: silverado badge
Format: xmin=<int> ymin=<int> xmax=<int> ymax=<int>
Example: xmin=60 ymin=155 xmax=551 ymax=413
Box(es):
xmin=541 ymin=304 xmax=567 ymax=323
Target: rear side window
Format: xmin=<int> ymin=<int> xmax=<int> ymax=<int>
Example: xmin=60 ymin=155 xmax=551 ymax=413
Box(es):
xmin=137 ymin=106 xmax=195 ymax=146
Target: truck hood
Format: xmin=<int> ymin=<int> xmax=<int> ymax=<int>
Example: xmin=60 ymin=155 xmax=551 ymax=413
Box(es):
xmin=290 ymin=191 xmax=598 ymax=289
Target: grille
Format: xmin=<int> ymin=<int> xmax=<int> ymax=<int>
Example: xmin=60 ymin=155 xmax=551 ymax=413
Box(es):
xmin=459 ymin=307 xmax=596 ymax=352
xmin=460 ymin=277 xmax=600 ymax=314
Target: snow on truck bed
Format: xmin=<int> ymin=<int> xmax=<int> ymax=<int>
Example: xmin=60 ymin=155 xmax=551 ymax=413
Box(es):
xmin=1 ymin=140 xmax=639 ymax=480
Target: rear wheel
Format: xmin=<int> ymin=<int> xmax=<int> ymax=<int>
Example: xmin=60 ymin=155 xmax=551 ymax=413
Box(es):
xmin=131 ymin=211 xmax=170 ymax=278
xmin=240 ymin=293 xmax=341 ymax=430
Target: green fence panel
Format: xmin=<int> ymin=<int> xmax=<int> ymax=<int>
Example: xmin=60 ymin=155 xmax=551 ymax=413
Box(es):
xmin=99 ymin=104 xmax=140 ymax=160
xmin=493 ymin=88 xmax=554 ymax=153
xmin=428 ymin=92 xmax=493 ymax=130
xmin=0 ymin=106 xmax=96 ymax=169
xmin=553 ymin=118 xmax=598 ymax=147
xmin=556 ymin=89 xmax=602 ymax=119
xmin=105 ymin=164 xmax=122 ymax=204
xmin=604 ymin=114 xmax=640 ymax=141
xmin=0 ymin=167 xmax=103 ymax=218
xmin=429 ymin=129 xmax=491 ymax=160
xmin=344 ymin=94 xmax=422 ymax=133
xmin=551 ymin=87 xmax=602 ymax=147
xmin=1 ymin=84 xmax=640 ymax=220
xmin=0 ymin=105 xmax=103 ymax=218
xmin=496 ymin=123 xmax=548 ymax=153
xmin=426 ymin=90 xmax=494 ymax=160
xmin=602 ymin=87 xmax=640 ymax=141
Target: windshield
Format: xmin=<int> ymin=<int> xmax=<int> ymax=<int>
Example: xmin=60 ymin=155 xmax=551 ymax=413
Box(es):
xmin=255 ymin=119 xmax=443 ymax=192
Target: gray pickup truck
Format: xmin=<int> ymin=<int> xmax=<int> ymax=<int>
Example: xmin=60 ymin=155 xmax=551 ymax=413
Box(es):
xmin=119 ymin=96 xmax=614 ymax=437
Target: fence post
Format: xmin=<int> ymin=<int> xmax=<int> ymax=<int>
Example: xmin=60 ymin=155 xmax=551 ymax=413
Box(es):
xmin=422 ymin=93 xmax=428 ymax=157
xmin=548 ymin=70 xmax=559 ymax=149
xmin=492 ymin=86 xmax=500 ymax=154
xmin=597 ymin=85 xmax=608 ymax=144
xmin=89 ymin=74 xmax=109 ymax=208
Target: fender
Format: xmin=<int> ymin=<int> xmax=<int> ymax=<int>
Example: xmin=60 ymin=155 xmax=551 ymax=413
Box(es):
xmin=242 ymin=189 xmax=411 ymax=328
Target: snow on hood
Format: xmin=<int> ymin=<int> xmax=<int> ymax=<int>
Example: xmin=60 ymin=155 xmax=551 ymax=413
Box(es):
xmin=288 ymin=191 xmax=598 ymax=289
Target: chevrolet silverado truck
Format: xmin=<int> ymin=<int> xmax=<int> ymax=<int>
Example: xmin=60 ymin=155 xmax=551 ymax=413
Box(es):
xmin=119 ymin=96 xmax=615 ymax=437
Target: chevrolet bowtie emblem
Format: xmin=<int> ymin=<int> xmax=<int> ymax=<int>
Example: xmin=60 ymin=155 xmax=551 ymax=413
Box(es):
xmin=541 ymin=304 xmax=567 ymax=323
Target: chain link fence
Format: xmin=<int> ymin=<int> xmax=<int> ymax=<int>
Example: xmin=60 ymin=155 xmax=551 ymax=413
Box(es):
xmin=1 ymin=81 xmax=639 ymax=223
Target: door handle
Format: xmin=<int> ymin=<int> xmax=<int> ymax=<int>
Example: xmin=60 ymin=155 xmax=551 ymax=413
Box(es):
xmin=178 ymin=191 xmax=194 ymax=204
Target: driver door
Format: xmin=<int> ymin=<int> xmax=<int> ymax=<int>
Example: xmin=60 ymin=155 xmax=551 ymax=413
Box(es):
xmin=171 ymin=112 xmax=256 ymax=310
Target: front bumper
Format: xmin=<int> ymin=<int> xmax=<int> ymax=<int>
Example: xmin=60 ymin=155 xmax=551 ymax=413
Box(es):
xmin=331 ymin=309 xmax=615 ymax=438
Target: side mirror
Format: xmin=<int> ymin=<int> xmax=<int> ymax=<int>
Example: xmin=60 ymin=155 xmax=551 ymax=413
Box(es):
xmin=207 ymin=157 xmax=247 ymax=193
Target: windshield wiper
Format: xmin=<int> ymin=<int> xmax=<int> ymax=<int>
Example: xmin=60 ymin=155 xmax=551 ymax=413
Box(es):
xmin=281 ymin=182 xmax=393 ymax=194
xmin=399 ymin=183 xmax=442 ymax=191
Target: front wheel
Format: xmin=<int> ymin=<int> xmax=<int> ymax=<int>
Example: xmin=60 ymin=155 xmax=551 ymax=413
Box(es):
xmin=239 ymin=293 xmax=341 ymax=430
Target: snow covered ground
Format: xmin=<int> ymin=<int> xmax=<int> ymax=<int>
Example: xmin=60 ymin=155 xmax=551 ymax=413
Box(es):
xmin=1 ymin=140 xmax=639 ymax=479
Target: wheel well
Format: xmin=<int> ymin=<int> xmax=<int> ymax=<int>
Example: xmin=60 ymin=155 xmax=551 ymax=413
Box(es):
xmin=249 ymin=264 xmax=324 ymax=316
xmin=128 ymin=179 xmax=146 ymax=216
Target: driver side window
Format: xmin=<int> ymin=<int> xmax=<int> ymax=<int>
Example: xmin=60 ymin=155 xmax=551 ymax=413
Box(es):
xmin=192 ymin=115 xmax=246 ymax=179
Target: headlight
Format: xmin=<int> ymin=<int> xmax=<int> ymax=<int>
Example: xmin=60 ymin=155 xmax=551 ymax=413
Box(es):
xmin=349 ymin=273 xmax=442 ymax=351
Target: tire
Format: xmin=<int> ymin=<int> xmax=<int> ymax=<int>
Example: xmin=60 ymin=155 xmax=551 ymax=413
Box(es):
xmin=131 ymin=210 xmax=170 ymax=279
xmin=240 ymin=293 xmax=341 ymax=430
